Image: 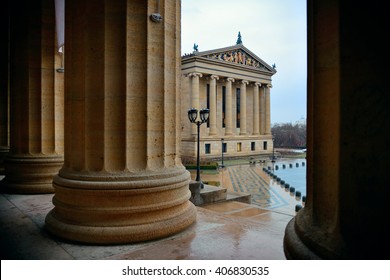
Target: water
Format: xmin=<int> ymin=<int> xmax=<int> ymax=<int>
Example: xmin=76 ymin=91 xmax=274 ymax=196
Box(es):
xmin=272 ymin=158 xmax=306 ymax=197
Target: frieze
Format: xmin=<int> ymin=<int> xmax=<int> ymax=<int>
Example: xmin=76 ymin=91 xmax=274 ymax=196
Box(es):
xmin=204 ymin=49 xmax=267 ymax=70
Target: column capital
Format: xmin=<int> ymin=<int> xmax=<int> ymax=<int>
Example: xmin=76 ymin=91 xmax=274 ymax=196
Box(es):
xmin=254 ymin=82 xmax=262 ymax=87
xmin=210 ymin=75 xmax=219 ymax=80
xmin=241 ymin=80 xmax=249 ymax=85
xmin=267 ymin=83 xmax=273 ymax=88
xmin=188 ymin=72 xmax=203 ymax=78
xmin=226 ymin=77 xmax=235 ymax=83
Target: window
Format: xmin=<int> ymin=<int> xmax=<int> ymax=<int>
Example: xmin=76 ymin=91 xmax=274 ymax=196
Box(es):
xmin=237 ymin=142 xmax=242 ymax=152
xmin=236 ymin=88 xmax=240 ymax=128
xmin=251 ymin=142 xmax=256 ymax=151
xmin=205 ymin=143 xmax=211 ymax=154
xmin=263 ymin=141 xmax=268 ymax=150
xmin=222 ymin=143 xmax=227 ymax=153
xmin=222 ymin=86 xmax=226 ymax=128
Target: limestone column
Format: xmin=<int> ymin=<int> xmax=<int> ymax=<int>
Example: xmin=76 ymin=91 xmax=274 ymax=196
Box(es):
xmin=189 ymin=72 xmax=202 ymax=135
xmin=0 ymin=2 xmax=10 ymax=175
xmin=264 ymin=84 xmax=272 ymax=135
xmin=252 ymin=82 xmax=261 ymax=135
xmin=240 ymin=80 xmax=248 ymax=135
xmin=45 ymin=0 xmax=196 ymax=244
xmin=0 ymin=0 xmax=64 ymax=193
xmin=225 ymin=78 xmax=235 ymax=135
xmin=209 ymin=75 xmax=219 ymax=135
xmin=260 ymin=85 xmax=265 ymax=134
xmin=284 ymin=0 xmax=390 ymax=259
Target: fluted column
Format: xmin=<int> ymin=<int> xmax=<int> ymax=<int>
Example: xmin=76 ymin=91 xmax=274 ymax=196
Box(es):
xmin=0 ymin=0 xmax=64 ymax=193
xmin=240 ymin=80 xmax=248 ymax=135
xmin=45 ymin=0 xmax=196 ymax=244
xmin=252 ymin=82 xmax=261 ymax=135
xmin=189 ymin=72 xmax=202 ymax=135
xmin=0 ymin=1 xmax=10 ymax=175
xmin=260 ymin=85 xmax=265 ymax=134
xmin=209 ymin=75 xmax=219 ymax=135
xmin=265 ymin=84 xmax=272 ymax=135
xmin=225 ymin=78 xmax=234 ymax=135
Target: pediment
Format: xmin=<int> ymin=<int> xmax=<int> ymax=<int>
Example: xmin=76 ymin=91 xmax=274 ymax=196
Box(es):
xmin=196 ymin=45 xmax=276 ymax=73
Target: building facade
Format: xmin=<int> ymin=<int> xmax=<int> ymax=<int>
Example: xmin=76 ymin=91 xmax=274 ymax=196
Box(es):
xmin=180 ymin=41 xmax=276 ymax=161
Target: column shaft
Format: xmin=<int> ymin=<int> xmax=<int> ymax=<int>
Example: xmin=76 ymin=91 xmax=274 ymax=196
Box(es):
xmin=45 ymin=0 xmax=196 ymax=244
xmin=189 ymin=72 xmax=202 ymax=135
xmin=209 ymin=75 xmax=219 ymax=135
xmin=0 ymin=1 xmax=10 ymax=175
xmin=240 ymin=80 xmax=248 ymax=135
xmin=260 ymin=86 xmax=265 ymax=134
xmin=225 ymin=78 xmax=234 ymax=135
xmin=252 ymin=83 xmax=261 ymax=135
xmin=1 ymin=0 xmax=64 ymax=193
xmin=265 ymin=84 xmax=272 ymax=135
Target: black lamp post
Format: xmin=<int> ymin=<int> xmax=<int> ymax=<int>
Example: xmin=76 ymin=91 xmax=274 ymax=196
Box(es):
xmin=188 ymin=107 xmax=210 ymax=187
xmin=271 ymin=136 xmax=276 ymax=162
xmin=221 ymin=138 xmax=225 ymax=168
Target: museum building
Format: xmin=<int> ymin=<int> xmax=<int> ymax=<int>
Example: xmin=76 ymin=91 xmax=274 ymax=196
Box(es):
xmin=180 ymin=36 xmax=277 ymax=161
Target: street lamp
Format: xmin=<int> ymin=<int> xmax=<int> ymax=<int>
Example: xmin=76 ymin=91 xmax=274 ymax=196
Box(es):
xmin=188 ymin=107 xmax=210 ymax=188
xmin=271 ymin=136 xmax=276 ymax=173
xmin=271 ymin=136 xmax=276 ymax=163
xmin=221 ymin=138 xmax=225 ymax=168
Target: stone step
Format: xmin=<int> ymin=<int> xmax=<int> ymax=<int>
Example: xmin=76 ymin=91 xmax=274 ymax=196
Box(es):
xmin=190 ymin=181 xmax=251 ymax=206
xmin=226 ymin=191 xmax=251 ymax=204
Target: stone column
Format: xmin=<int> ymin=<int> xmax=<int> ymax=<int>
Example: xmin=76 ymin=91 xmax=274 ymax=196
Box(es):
xmin=45 ymin=0 xmax=196 ymax=244
xmin=189 ymin=72 xmax=202 ymax=135
xmin=265 ymin=84 xmax=272 ymax=135
xmin=284 ymin=0 xmax=390 ymax=259
xmin=209 ymin=75 xmax=219 ymax=135
xmin=252 ymin=82 xmax=261 ymax=135
xmin=225 ymin=78 xmax=235 ymax=135
xmin=0 ymin=0 xmax=64 ymax=193
xmin=260 ymin=85 xmax=265 ymax=134
xmin=240 ymin=80 xmax=248 ymax=135
xmin=0 ymin=1 xmax=10 ymax=175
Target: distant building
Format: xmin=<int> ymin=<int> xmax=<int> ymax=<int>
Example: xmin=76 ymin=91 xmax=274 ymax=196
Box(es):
xmin=180 ymin=35 xmax=277 ymax=161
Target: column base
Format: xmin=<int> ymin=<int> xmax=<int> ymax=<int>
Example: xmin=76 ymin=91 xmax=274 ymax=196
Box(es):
xmin=0 ymin=155 xmax=63 ymax=194
xmin=45 ymin=166 xmax=197 ymax=244
xmin=283 ymin=218 xmax=321 ymax=259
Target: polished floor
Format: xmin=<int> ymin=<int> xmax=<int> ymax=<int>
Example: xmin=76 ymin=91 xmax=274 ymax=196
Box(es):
xmin=0 ymin=163 xmax=300 ymax=260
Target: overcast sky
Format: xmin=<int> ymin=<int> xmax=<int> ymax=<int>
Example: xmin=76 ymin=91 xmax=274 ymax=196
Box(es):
xmin=181 ymin=0 xmax=307 ymax=125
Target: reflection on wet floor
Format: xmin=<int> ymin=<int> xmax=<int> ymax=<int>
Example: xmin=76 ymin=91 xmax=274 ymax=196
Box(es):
xmin=189 ymin=160 xmax=305 ymax=216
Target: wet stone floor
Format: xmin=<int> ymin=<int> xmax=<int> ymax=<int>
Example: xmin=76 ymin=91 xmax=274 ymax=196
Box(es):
xmin=0 ymin=164 xmax=301 ymax=260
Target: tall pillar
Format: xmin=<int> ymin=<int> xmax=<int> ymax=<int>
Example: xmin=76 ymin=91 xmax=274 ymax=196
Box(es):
xmin=189 ymin=72 xmax=202 ymax=135
xmin=0 ymin=0 xmax=64 ymax=193
xmin=225 ymin=78 xmax=234 ymax=135
xmin=284 ymin=0 xmax=390 ymax=259
xmin=239 ymin=80 xmax=248 ymax=135
xmin=252 ymin=82 xmax=261 ymax=135
xmin=209 ymin=75 xmax=219 ymax=135
xmin=45 ymin=0 xmax=196 ymax=244
xmin=264 ymin=84 xmax=272 ymax=135
xmin=0 ymin=1 xmax=10 ymax=175
xmin=260 ymin=85 xmax=265 ymax=134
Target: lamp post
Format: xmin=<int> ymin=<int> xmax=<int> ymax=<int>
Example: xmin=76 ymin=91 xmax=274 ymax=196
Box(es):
xmin=221 ymin=138 xmax=225 ymax=168
xmin=188 ymin=108 xmax=210 ymax=188
xmin=271 ymin=136 xmax=276 ymax=163
xmin=271 ymin=136 xmax=275 ymax=172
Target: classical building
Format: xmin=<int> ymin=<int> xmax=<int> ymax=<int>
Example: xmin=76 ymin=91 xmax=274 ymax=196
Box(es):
xmin=180 ymin=38 xmax=276 ymax=161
